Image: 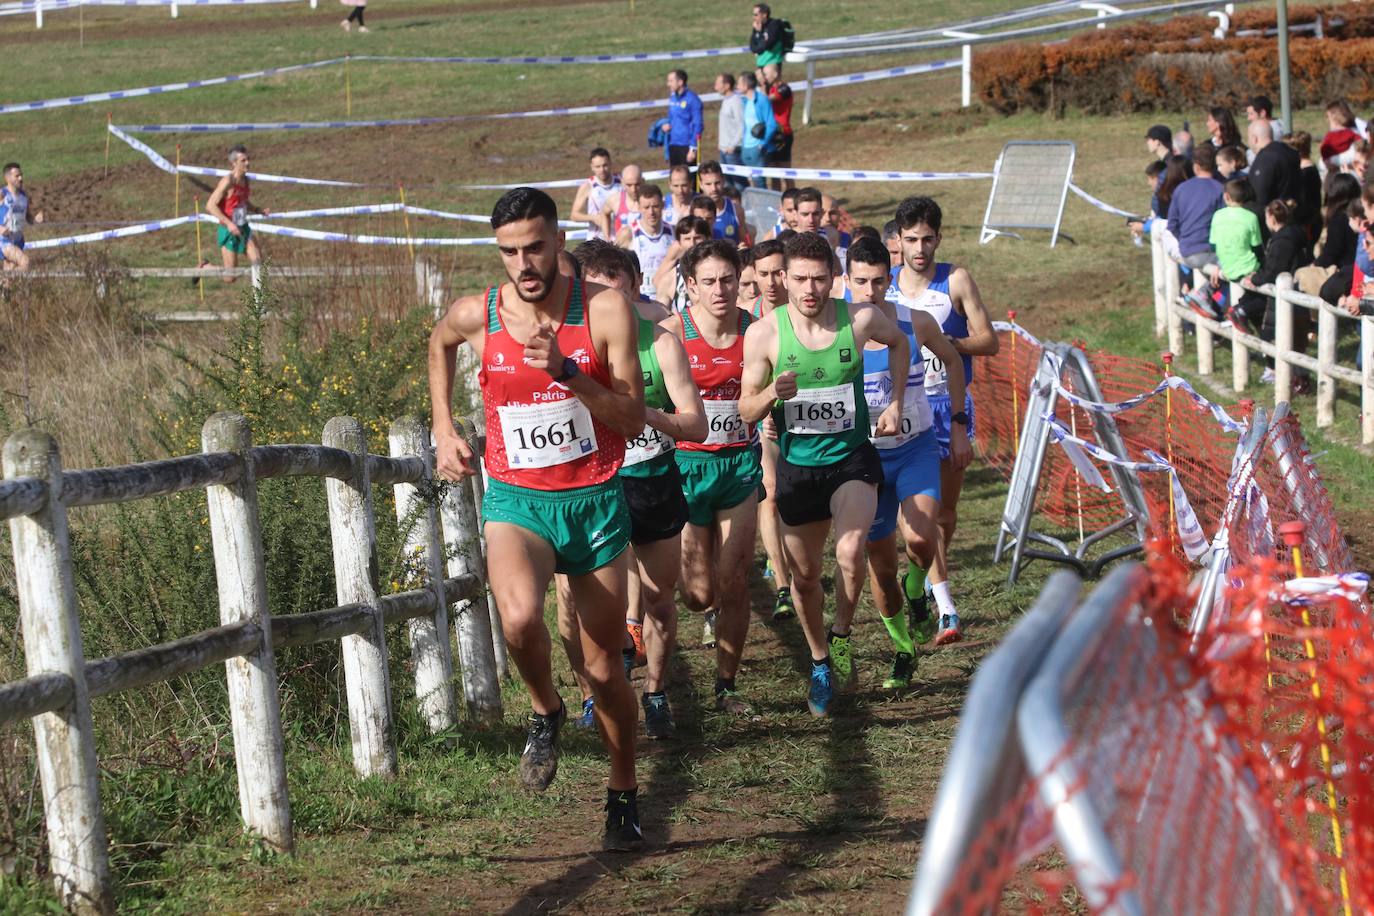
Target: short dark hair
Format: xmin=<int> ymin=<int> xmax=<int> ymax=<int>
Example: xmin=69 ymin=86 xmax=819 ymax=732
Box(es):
xmin=491 ymin=187 xmax=560 ymax=229
xmin=776 ymin=228 xmax=798 ymax=244
xmin=718 ymin=72 xmax=736 ymax=89
xmin=690 ymin=194 xmax=718 ymax=217
xmin=1265 ymin=199 xmax=1292 ymax=226
xmin=1224 ymin=177 xmax=1255 ymax=204
xmin=845 ymin=236 xmax=890 ymax=274
xmin=780 ymin=188 xmax=801 ymax=206
xmin=1248 ymin=95 xmax=1273 ymax=116
xmin=683 ymin=238 xmax=741 ymax=280
xmin=589 ymin=147 xmax=611 ymax=161
xmin=853 ymin=225 xmax=881 ymax=242
xmin=637 ymin=183 xmax=663 ymax=202
xmin=1216 ymin=145 xmax=1246 ymax=167
xmin=1192 ymin=143 xmax=1217 ymax=175
xmin=670 ymin=68 xmax=688 ymax=83
xmin=573 ymin=239 xmax=633 ymax=282
xmin=752 ymin=238 xmax=784 ymax=262
xmin=894 ymin=196 xmax=943 ymax=234
xmin=1144 ymin=160 xmax=1167 ymax=179
xmin=754 ymin=3 xmax=771 ymax=15
xmin=738 ymin=71 xmax=758 ymax=91
xmin=783 ymin=231 xmax=835 ymax=270
xmin=881 ymin=219 xmax=900 ymax=242
xmin=698 ymin=160 xmax=724 ymax=178
xmin=739 ymin=247 xmax=756 ymax=270
xmin=1 ymin=162 xmax=18 ymax=176
xmin=795 ymin=187 xmax=823 ymax=207
xmin=674 ymin=215 xmax=713 ymax=240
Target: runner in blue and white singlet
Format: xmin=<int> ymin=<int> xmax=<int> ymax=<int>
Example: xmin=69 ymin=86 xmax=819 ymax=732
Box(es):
xmin=572 ymin=148 xmax=622 ymax=241
xmin=0 ymin=163 xmax=40 ymax=271
xmin=616 ymin=184 xmax=671 ymax=300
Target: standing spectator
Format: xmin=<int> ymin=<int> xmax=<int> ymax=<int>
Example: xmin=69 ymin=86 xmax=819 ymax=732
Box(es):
xmin=715 ymin=73 xmax=747 ymax=191
xmin=1247 ymin=118 xmax=1302 ymax=225
xmin=1216 ymin=145 xmax=1247 ymax=180
xmin=1173 ymin=124 xmax=1195 ymax=162
xmin=750 ymin=4 xmax=787 ymax=72
xmin=1167 ymin=143 xmax=1226 ymax=296
xmin=664 ymin=69 xmax=703 ymax=167
xmin=1145 ymin=124 xmax=1172 ymax=161
xmin=1283 ymin=130 xmax=1322 ymax=246
xmin=1127 ymin=159 xmax=1167 ymax=242
xmin=1320 ymin=100 xmax=1364 ymax=172
xmin=1245 ymin=95 xmax=1285 ymax=143
xmin=1352 ymin=141 xmax=1370 ymax=184
xmin=0 ymin=162 xmax=42 ymax=273
xmin=339 ymin=0 xmax=367 ymax=32
xmin=1238 ymin=200 xmax=1313 ymax=378
xmin=1155 ymin=154 xmax=1194 ymax=261
xmin=1205 ymin=106 xmax=1243 ymax=153
xmin=761 ymin=63 xmax=794 ymax=191
xmin=738 ymin=70 xmax=777 ymax=190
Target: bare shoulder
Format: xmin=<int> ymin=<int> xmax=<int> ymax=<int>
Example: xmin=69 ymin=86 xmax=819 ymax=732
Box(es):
xmin=442 ymin=291 xmax=491 ymax=337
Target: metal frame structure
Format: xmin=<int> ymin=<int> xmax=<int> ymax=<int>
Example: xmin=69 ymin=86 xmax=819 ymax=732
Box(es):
xmin=979 ymin=141 xmax=1076 ymax=247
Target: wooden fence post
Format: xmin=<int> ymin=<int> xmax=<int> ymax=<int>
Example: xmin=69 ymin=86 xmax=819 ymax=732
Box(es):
xmin=1230 ymin=281 xmax=1249 ymax=391
xmin=1316 ymin=303 xmax=1336 ymax=427
xmin=457 ymin=416 xmax=510 ymax=681
xmin=1190 ymin=268 xmax=1214 ymax=376
xmin=323 ymin=417 xmax=396 ymax=778
xmin=1165 ymin=260 xmax=1185 ymax=359
xmin=3 ymin=430 xmax=113 ymax=914
xmin=1274 ymin=274 xmax=1294 ymax=404
xmin=1150 ymin=229 xmax=1167 ymax=337
xmin=202 ymin=413 xmax=294 ymax=853
xmin=436 ymin=420 xmax=503 ymax=722
xmin=388 ymin=417 xmax=456 ymax=733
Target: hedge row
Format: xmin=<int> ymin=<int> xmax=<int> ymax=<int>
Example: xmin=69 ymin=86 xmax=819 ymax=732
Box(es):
xmin=976 ymin=3 xmax=1374 ymax=114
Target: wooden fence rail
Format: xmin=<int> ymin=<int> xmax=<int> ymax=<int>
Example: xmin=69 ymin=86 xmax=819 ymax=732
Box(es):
xmin=1 ymin=411 xmax=503 ymax=914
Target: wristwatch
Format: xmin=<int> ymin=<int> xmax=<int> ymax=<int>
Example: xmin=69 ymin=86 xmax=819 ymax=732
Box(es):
xmin=950 ymin=410 xmax=970 ymax=427
xmin=553 ymin=357 xmax=580 ymax=383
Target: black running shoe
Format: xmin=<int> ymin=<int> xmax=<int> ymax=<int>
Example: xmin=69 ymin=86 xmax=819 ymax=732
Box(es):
xmin=603 ymin=789 xmax=645 ymax=851
xmin=518 ymin=701 xmax=565 ymax=792
xmin=642 ymin=692 xmax=675 ymax=740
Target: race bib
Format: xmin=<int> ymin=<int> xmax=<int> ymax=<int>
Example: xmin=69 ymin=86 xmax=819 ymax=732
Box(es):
xmin=623 ymin=422 xmax=672 ymax=467
xmin=231 ymin=205 xmax=249 ymax=227
xmin=921 ymin=345 xmax=948 ymax=393
xmin=703 ymin=399 xmax=748 ymax=447
xmin=497 ymin=398 xmax=598 ymax=469
xmin=866 ymin=373 xmax=930 ymax=449
xmin=783 ymin=383 xmax=856 ymax=436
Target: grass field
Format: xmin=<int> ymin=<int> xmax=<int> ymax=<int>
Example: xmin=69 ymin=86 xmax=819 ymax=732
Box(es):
xmin=1 ymin=0 xmax=1370 ymax=911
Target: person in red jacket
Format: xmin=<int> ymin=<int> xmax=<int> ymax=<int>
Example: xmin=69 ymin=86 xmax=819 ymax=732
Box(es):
xmin=761 ymin=63 xmax=794 ymax=192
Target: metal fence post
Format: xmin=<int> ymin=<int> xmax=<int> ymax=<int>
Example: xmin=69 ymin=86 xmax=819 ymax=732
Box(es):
xmin=3 ymin=431 xmax=112 ymax=914
xmin=323 ymin=417 xmax=396 ymax=778
xmin=961 ymin=44 xmax=972 ymax=107
xmin=1316 ymin=303 xmax=1336 ymax=427
xmin=202 ymin=413 xmax=294 ymax=853
xmin=388 ymin=417 xmax=456 ymax=733
xmin=1274 ymin=274 xmax=1294 ymax=403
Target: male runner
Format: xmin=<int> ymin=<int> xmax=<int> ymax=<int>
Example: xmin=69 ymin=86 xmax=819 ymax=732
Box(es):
xmin=738 ymin=248 xmax=760 ymax=307
xmin=615 ymin=183 xmax=671 ymax=300
xmin=747 ymin=239 xmax=795 ymax=621
xmin=662 ymin=165 xmax=695 ymax=227
xmin=571 ymin=148 xmax=621 ymax=241
xmin=822 ymin=193 xmax=852 ymax=265
xmin=739 ymin=232 xmax=910 ymax=716
xmin=794 ymin=187 xmax=841 ymax=252
xmin=428 ymin=187 xmax=645 ymax=850
xmin=665 ymin=239 xmax=762 ymax=713
xmin=654 ymin=216 xmax=712 ymax=311
xmin=765 ymin=188 xmax=801 ymax=240
xmin=0 ymin=163 xmax=42 ymax=272
xmin=889 ymin=196 xmax=997 ymax=645
xmin=558 ymin=241 xmax=707 ymax=739
xmin=206 ymin=145 xmax=269 ymax=285
xmin=846 ymin=237 xmax=969 ymax=687
xmin=698 ymin=161 xmax=750 ymax=244
xmin=604 ymin=164 xmax=644 ymax=238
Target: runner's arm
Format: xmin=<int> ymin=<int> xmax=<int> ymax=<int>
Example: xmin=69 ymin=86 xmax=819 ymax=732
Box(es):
xmin=854 ymin=304 xmax=909 ymax=436
xmin=427 ymin=295 xmax=486 ymax=480
xmin=614 ymin=222 xmax=633 ymax=247
xmin=950 ymin=267 xmax=1000 ymax=356
xmin=650 ymin=327 xmax=708 ymax=443
xmin=739 ymin=318 xmax=783 ymax=423
xmin=567 ymin=287 xmax=645 ymax=438
xmin=570 ymin=183 xmax=596 ymax=227
xmin=913 ymin=312 xmax=971 ymax=468
xmin=206 ymin=175 xmax=235 ymax=228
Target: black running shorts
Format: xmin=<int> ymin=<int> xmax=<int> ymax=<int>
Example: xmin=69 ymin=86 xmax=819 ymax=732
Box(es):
xmin=775 ymin=441 xmax=883 ymax=527
xmin=622 ymin=461 xmax=689 ymax=545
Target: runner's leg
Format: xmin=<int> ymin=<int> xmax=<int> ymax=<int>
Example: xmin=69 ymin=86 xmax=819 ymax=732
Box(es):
xmin=937 ymin=461 xmax=966 ymax=549
xmin=712 ymin=494 xmax=758 ymax=685
xmin=554 ymin=575 xmax=597 ymax=726
xmin=782 ymin=518 xmax=834 ymax=662
xmin=485 ymin=522 xmax=561 ymax=715
xmin=827 ymin=479 xmax=879 ymax=636
xmin=637 ymin=536 xmax=680 ymax=695
xmin=757 ymin=438 xmax=793 ymax=617
xmin=678 ymin=521 xmax=716 ymax=615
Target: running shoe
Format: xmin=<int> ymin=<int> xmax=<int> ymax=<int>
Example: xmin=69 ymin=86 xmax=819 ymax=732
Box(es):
xmin=518 ymin=701 xmax=566 ymax=792
xmin=642 ymin=692 xmax=675 ymax=739
xmin=626 ymin=620 xmax=646 ymax=668
xmin=622 ymin=648 xmax=635 ymax=682
xmin=883 ymin=652 xmax=918 ymax=689
xmin=575 ymin=696 xmax=596 ymax=729
xmin=714 ymin=686 xmax=752 ymax=715
xmin=702 ymin=610 xmax=717 ymax=648
xmin=603 ymin=790 xmax=645 ymax=852
xmin=807 ymin=661 xmax=833 ymax=718
xmin=1260 ymin=367 xmax=1276 ymax=384
xmin=763 ymin=562 xmax=775 ymax=581
xmin=908 ymin=593 xmax=936 ymax=645
xmin=773 ymin=587 xmax=796 ymax=621
xmin=828 ymin=632 xmax=856 ymax=690
xmin=1226 ymin=306 xmax=1254 ymax=335
xmin=934 ymin=614 xmax=963 ymax=646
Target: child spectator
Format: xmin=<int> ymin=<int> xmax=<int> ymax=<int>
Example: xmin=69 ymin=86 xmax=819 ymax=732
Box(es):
xmin=1128 ymin=160 xmax=1167 ymax=242
xmin=1320 ymin=100 xmax=1364 ymax=171
xmin=1297 ymin=173 xmax=1361 ymax=304
xmin=1195 ymin=178 xmax=1262 ymax=318
xmin=1216 ymin=145 xmax=1247 ymax=180
xmin=1233 ymin=201 xmax=1313 ymax=361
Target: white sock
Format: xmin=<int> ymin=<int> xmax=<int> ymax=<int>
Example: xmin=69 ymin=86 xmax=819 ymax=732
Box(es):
xmin=931 ymin=580 xmax=957 ymax=618
xmin=250 ymin=262 xmax=263 ymax=289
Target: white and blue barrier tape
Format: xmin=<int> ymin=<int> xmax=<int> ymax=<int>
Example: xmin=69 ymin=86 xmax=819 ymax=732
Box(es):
xmin=247 ymin=223 xmax=590 ymax=246
xmin=27 ymin=213 xmax=214 ymax=249
xmin=1069 ymin=183 xmax=1141 ymax=220
xmin=720 ymin=163 xmax=993 ymax=182
xmin=266 ymin=201 xmax=581 ymax=228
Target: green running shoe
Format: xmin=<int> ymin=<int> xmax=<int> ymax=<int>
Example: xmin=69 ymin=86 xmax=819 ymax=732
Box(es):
xmin=773 ymin=587 xmax=796 ymax=621
xmin=883 ymin=652 xmax=917 ymax=689
xmin=908 ymin=593 xmax=936 ymax=645
xmin=828 ymin=632 xmax=856 ymax=690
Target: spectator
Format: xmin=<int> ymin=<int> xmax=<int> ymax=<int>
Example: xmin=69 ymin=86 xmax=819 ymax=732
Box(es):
xmin=1216 ymin=145 xmax=1247 ymax=180
xmin=1283 ymin=130 xmax=1322 ymax=246
xmin=1173 ymin=125 xmax=1195 ymax=162
xmin=1234 ymin=200 xmax=1313 ymax=360
xmin=715 ymin=73 xmax=746 ymax=190
xmin=761 ymin=63 xmax=794 ymax=191
xmin=1155 ymin=155 xmax=1193 ymax=260
xmin=738 ymin=70 xmax=778 ymax=189
xmin=1297 ymin=172 xmax=1361 ymax=304
xmin=664 ymin=69 xmax=703 ymax=166
xmin=1168 ymin=144 xmax=1225 ymax=294
xmin=339 ymin=0 xmax=367 ymax=32
xmin=1205 ymin=106 xmax=1243 ymax=153
xmin=1197 ymin=178 xmax=1261 ymax=317
xmin=1353 ymin=141 xmax=1370 ymax=183
xmin=1320 ymin=100 xmax=1364 ymax=172
xmin=1128 ymin=159 xmax=1167 ymax=242
xmin=1340 ymin=210 xmax=1372 ymax=320
xmin=1245 ymin=95 xmax=1286 ymax=143
xmin=1145 ymin=124 xmax=1173 ymax=161
xmin=1247 ymin=118 xmax=1302 ymax=224
xmin=749 ymin=4 xmax=787 ymax=72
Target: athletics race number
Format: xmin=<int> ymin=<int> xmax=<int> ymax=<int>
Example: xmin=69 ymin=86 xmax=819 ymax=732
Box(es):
xmin=785 ymin=384 xmax=856 ymax=435
xmin=497 ymin=399 xmax=598 ymax=469
xmin=623 ymin=423 xmax=671 ymax=466
xmin=703 ymin=399 xmax=748 ymax=447
xmin=922 ymin=346 xmax=948 ymax=392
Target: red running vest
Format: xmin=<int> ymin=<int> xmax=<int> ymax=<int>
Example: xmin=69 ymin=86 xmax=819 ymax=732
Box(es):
xmin=675 ymin=305 xmax=753 ymax=453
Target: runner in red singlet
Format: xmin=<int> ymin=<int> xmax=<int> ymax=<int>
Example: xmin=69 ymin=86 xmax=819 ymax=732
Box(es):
xmin=429 ymin=188 xmax=646 ymax=851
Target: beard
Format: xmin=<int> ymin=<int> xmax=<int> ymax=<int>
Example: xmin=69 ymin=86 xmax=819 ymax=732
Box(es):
xmin=509 ymin=262 xmax=560 ymax=303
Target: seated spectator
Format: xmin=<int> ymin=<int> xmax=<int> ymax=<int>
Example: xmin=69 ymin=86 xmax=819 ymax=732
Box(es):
xmin=1351 ymin=140 xmax=1370 ymax=184
xmin=1167 ymin=143 xmax=1225 ymax=273
xmin=1233 ymin=201 xmax=1313 ymax=360
xmin=1216 ymin=145 xmax=1247 ymax=180
xmin=1297 ymin=172 xmax=1361 ymax=304
xmin=1340 ymin=225 xmax=1372 ymax=318
xmin=1283 ymin=130 xmax=1322 ymax=246
xmin=1197 ymin=178 xmax=1261 ymax=317
xmin=1128 ymin=160 xmax=1167 ymax=241
xmin=1321 ymin=100 xmax=1364 ymax=172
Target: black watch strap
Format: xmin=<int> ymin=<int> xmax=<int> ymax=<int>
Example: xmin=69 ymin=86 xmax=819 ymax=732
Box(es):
xmin=554 ymin=357 xmax=579 ymax=383
xmin=950 ymin=410 xmax=970 ymax=426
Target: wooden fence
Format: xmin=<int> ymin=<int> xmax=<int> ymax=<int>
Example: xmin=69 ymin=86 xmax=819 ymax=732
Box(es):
xmin=0 ymin=412 xmax=503 ymax=913
xmin=1149 ymin=230 xmax=1374 ymax=444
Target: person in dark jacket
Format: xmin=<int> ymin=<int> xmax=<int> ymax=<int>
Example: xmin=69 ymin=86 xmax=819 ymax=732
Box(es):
xmin=1283 ymin=130 xmax=1322 ymax=249
xmin=1247 ymin=120 xmax=1302 ymax=232
xmin=1308 ymin=172 xmax=1362 ymax=305
xmin=1232 ymin=201 xmax=1313 ymax=370
xmin=750 ymin=4 xmax=786 ymax=71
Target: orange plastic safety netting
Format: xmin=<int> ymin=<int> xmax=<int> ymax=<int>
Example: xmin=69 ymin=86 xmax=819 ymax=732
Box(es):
xmin=929 ymin=550 xmax=1374 ymax=914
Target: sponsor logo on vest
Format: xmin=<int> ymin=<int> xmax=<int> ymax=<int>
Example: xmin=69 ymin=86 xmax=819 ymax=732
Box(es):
xmin=812 ymin=368 xmax=826 ymax=380
xmin=711 ymin=356 xmax=733 ymax=365
xmin=568 ymin=347 xmax=590 ymax=364
xmin=839 ymin=348 xmax=851 ymax=363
